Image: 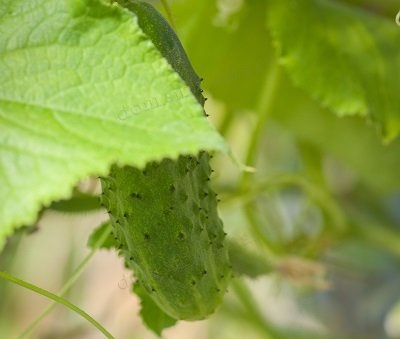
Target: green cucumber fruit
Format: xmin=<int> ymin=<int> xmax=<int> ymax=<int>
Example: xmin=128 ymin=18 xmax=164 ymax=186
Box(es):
xmin=101 ymin=1 xmax=231 ymax=320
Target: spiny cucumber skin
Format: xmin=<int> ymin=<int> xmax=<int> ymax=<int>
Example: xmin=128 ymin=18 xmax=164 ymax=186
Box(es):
xmin=102 ymin=1 xmax=231 ymax=320
xmin=101 ymin=152 xmax=231 ymax=320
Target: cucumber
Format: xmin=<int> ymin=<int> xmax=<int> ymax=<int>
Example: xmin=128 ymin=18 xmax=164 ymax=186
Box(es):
xmin=101 ymin=152 xmax=231 ymax=320
xmin=101 ymin=1 xmax=231 ymax=320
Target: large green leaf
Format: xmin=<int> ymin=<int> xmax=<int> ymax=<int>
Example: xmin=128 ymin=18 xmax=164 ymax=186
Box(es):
xmin=271 ymin=74 xmax=400 ymax=195
xmin=268 ymin=0 xmax=400 ymax=142
xmin=0 ymin=0 xmax=227 ymax=249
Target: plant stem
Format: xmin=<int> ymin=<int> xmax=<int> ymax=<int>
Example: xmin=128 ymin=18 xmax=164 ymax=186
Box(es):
xmin=19 ymin=222 xmax=112 ymax=338
xmin=243 ymin=204 xmax=278 ymax=259
xmin=231 ymin=279 xmax=282 ymax=338
xmin=225 ymin=174 xmax=347 ymax=232
xmin=0 ymin=271 xmax=114 ymax=339
xmin=218 ymin=108 xmax=236 ymax=137
xmin=236 ymin=61 xmax=282 ymax=256
xmin=240 ymin=61 xmax=281 ymax=189
xmin=355 ymin=222 xmax=400 ymax=258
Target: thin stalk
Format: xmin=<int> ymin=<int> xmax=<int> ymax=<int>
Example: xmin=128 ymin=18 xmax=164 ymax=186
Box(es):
xmin=0 ymin=271 xmax=114 ymax=339
xmin=231 ymin=279 xmax=283 ymax=338
xmin=234 ymin=61 xmax=282 ymax=258
xmin=240 ymin=62 xmax=281 ymax=189
xmin=218 ymin=108 xmax=236 ymax=137
xmin=355 ymin=222 xmax=400 ymax=258
xmin=224 ymin=174 xmax=347 ymax=232
xmin=243 ymin=204 xmax=278 ymax=259
xmin=19 ymin=223 xmax=112 ymax=338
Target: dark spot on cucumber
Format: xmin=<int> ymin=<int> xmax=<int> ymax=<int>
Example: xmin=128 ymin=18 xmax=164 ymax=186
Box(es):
xmin=169 ymin=184 xmax=176 ymax=192
xmin=130 ymin=192 xmax=142 ymax=199
xmin=178 ymin=231 xmax=185 ymax=240
xmin=144 ymin=233 xmax=150 ymax=240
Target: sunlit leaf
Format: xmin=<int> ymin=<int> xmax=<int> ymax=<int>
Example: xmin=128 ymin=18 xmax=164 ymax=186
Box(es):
xmin=0 ymin=0 xmax=227 ymax=249
xmin=268 ymin=0 xmax=400 ymax=142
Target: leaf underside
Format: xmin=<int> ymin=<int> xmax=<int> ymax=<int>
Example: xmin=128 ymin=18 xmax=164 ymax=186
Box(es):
xmin=0 ymin=0 xmax=227 ymax=249
xmin=268 ymin=0 xmax=400 ymax=142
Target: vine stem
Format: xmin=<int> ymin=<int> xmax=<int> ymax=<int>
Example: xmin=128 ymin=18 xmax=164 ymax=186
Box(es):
xmin=240 ymin=61 xmax=281 ymax=189
xmin=218 ymin=108 xmax=235 ymax=137
xmin=231 ymin=279 xmax=282 ymax=338
xmin=237 ymin=61 xmax=282 ymax=254
xmin=0 ymin=271 xmax=114 ymax=339
xmin=224 ymin=174 xmax=347 ymax=232
xmin=19 ymin=222 xmax=112 ymax=338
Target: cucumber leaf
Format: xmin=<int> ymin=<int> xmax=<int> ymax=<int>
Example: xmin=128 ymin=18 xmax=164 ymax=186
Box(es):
xmin=0 ymin=0 xmax=227 ymax=250
xmin=133 ymin=281 xmax=177 ymax=336
xmin=87 ymin=221 xmax=116 ymax=250
xmin=268 ymin=0 xmax=400 ymax=142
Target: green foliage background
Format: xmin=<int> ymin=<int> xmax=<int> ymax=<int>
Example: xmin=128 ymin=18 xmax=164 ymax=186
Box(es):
xmin=1 ymin=0 xmax=400 ymax=338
